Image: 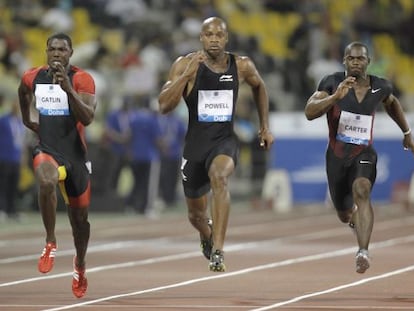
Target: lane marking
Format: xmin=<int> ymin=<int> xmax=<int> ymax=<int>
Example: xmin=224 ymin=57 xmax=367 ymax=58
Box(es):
xmin=2 ymin=214 xmax=414 ymax=265
xmin=250 ymin=265 xmax=414 ymax=310
xmin=2 ymin=210 xmax=413 ymax=310
xmin=2 ymin=220 xmax=414 ymax=287
xmin=36 ymin=234 xmax=414 ymax=311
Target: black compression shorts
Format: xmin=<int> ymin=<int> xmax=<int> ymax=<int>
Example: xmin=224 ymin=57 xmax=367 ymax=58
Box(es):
xmin=32 ymin=146 xmax=91 ymax=208
xmin=326 ymin=145 xmax=377 ymax=212
xmin=181 ymin=137 xmax=239 ymax=198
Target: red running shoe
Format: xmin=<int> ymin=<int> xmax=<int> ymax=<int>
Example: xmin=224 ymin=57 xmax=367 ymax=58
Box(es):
xmin=38 ymin=242 xmax=57 ymax=273
xmin=72 ymin=257 xmax=88 ymax=298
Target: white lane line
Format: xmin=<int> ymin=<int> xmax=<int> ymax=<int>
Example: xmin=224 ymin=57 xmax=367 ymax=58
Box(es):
xmin=249 ymin=265 xmax=414 ymax=310
xmin=3 ymin=214 xmax=414 ymax=265
xmin=253 ymin=306 xmax=414 ymax=310
xmin=2 ymin=228 xmax=414 ymax=288
xmin=38 ymin=234 xmax=414 ymax=311
xmin=0 ymin=238 xmax=173 ymax=264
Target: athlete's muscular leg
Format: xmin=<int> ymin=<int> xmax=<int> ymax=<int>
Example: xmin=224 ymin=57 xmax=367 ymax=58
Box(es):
xmin=187 ymin=195 xmax=211 ymax=239
xmin=351 ymin=177 xmax=373 ymax=250
xmin=208 ymin=155 xmax=235 ymax=252
xmin=336 ymin=194 xmax=355 ymax=224
xmin=337 ymin=209 xmax=354 ymax=223
xmin=35 ymin=162 xmax=59 ymax=244
xmin=68 ymin=207 xmax=90 ymax=268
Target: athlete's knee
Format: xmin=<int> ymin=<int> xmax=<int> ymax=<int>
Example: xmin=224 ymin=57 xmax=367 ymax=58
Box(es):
xmin=337 ymin=210 xmax=352 ymax=223
xmin=187 ymin=198 xmax=207 ymax=224
xmin=69 ymin=207 xmax=89 ymax=226
xmin=36 ymin=164 xmax=58 ymax=193
xmin=352 ymin=178 xmax=371 ymax=201
xmin=38 ymin=177 xmax=57 ymax=194
xmin=187 ymin=206 xmax=205 ymax=224
xmin=209 ymin=170 xmax=229 ymax=190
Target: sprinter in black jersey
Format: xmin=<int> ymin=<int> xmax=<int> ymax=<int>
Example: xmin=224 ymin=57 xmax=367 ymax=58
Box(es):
xmin=305 ymin=41 xmax=414 ymax=274
xmin=158 ymin=17 xmax=274 ymax=272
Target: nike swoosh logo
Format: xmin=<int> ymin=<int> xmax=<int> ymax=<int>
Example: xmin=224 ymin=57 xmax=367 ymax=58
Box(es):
xmin=371 ymin=88 xmax=381 ymax=93
xmin=359 ymin=160 xmax=372 ymax=164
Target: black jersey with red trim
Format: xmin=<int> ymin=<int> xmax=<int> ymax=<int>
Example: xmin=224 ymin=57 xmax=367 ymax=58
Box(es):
xmin=317 ymin=72 xmax=392 ymax=159
xmin=183 ymin=53 xmax=239 ymax=161
xmin=21 ymin=65 xmax=95 ymax=161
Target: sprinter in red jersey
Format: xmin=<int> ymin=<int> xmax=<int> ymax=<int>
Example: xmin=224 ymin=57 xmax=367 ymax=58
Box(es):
xmin=18 ymin=33 xmax=97 ymax=298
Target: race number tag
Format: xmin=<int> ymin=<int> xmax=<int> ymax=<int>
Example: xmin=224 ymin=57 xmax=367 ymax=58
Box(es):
xmin=336 ymin=110 xmax=372 ymax=145
xmin=197 ymin=90 xmax=233 ymax=122
xmin=35 ymin=84 xmax=69 ymax=116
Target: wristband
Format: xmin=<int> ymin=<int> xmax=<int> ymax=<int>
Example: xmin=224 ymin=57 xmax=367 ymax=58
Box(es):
xmin=259 ymin=128 xmax=270 ymax=135
xmin=403 ymin=128 xmax=411 ymax=136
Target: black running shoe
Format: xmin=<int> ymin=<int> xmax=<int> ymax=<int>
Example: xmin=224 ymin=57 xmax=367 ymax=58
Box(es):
xmin=209 ymin=249 xmax=226 ymax=272
xmin=200 ymin=219 xmax=213 ymax=260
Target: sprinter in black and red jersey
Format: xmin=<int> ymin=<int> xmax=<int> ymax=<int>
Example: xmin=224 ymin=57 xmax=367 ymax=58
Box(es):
xmin=305 ymin=41 xmax=414 ymax=274
xmin=18 ymin=33 xmax=96 ymax=298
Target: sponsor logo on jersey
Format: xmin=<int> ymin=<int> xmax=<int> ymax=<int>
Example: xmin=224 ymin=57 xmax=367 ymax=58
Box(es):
xmin=219 ymin=75 xmax=233 ymax=82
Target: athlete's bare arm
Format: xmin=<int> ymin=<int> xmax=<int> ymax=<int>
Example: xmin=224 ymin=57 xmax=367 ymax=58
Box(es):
xmin=305 ymin=76 xmax=356 ymax=120
xmin=52 ymin=62 xmax=96 ymax=126
xmin=383 ymin=94 xmax=414 ymax=153
xmin=158 ymin=51 xmax=205 ymax=114
xmin=67 ymin=91 xmax=96 ymax=126
xmin=18 ymin=81 xmax=39 ymax=133
xmin=236 ymin=56 xmax=273 ymax=149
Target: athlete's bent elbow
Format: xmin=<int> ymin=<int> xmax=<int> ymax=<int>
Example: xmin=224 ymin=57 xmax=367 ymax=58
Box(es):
xmin=158 ymin=99 xmax=172 ymax=114
xmin=80 ymin=113 xmax=95 ymax=126
xmin=304 ymin=104 xmax=321 ymax=121
xmin=158 ymin=103 xmax=168 ymax=114
xmin=305 ymin=111 xmax=316 ymax=121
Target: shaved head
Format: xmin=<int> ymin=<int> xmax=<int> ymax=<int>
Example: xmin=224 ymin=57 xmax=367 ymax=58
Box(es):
xmin=201 ymin=17 xmax=227 ymax=33
xmin=344 ymin=41 xmax=369 ymax=58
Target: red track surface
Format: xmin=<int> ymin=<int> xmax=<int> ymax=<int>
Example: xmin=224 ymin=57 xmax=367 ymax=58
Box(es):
xmin=1 ymin=202 xmax=414 ymax=310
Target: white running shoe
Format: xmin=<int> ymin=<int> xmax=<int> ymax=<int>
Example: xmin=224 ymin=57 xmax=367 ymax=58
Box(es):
xmin=355 ymin=249 xmax=370 ymax=274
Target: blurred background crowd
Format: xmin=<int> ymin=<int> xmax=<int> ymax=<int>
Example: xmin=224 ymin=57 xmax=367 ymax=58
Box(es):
xmin=1 ymin=0 xmax=414 ymax=220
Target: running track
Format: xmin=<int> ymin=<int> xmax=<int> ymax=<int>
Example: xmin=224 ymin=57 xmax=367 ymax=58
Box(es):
xmin=1 ymin=202 xmax=414 ymax=310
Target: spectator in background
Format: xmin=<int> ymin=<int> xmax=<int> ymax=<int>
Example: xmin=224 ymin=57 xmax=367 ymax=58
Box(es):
xmin=284 ymin=12 xmax=314 ymax=109
xmin=307 ymin=46 xmax=342 ymax=88
xmin=158 ymin=110 xmax=186 ymax=209
xmin=0 ymin=98 xmax=25 ymax=221
xmin=102 ymin=97 xmax=132 ymax=191
xmin=104 ymin=0 xmax=148 ymax=26
xmin=119 ymin=37 xmax=141 ymax=68
xmin=351 ymin=0 xmax=403 ymax=50
xmin=397 ymin=8 xmax=414 ymax=56
xmin=125 ymin=97 xmax=163 ymax=217
xmin=120 ymin=37 xmax=158 ymax=99
xmin=40 ymin=0 xmax=73 ymax=33
xmin=233 ymin=86 xmax=266 ymax=208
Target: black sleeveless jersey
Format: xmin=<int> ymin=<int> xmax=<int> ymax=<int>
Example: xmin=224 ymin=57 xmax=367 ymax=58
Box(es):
xmin=183 ymin=53 xmax=239 ymax=161
xmin=317 ymin=71 xmax=392 ymax=159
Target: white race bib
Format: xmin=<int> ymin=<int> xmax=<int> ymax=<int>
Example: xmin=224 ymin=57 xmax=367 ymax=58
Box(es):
xmin=35 ymin=84 xmax=69 ymax=116
xmin=336 ymin=110 xmax=372 ymax=145
xmin=197 ymin=90 xmax=233 ymax=122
